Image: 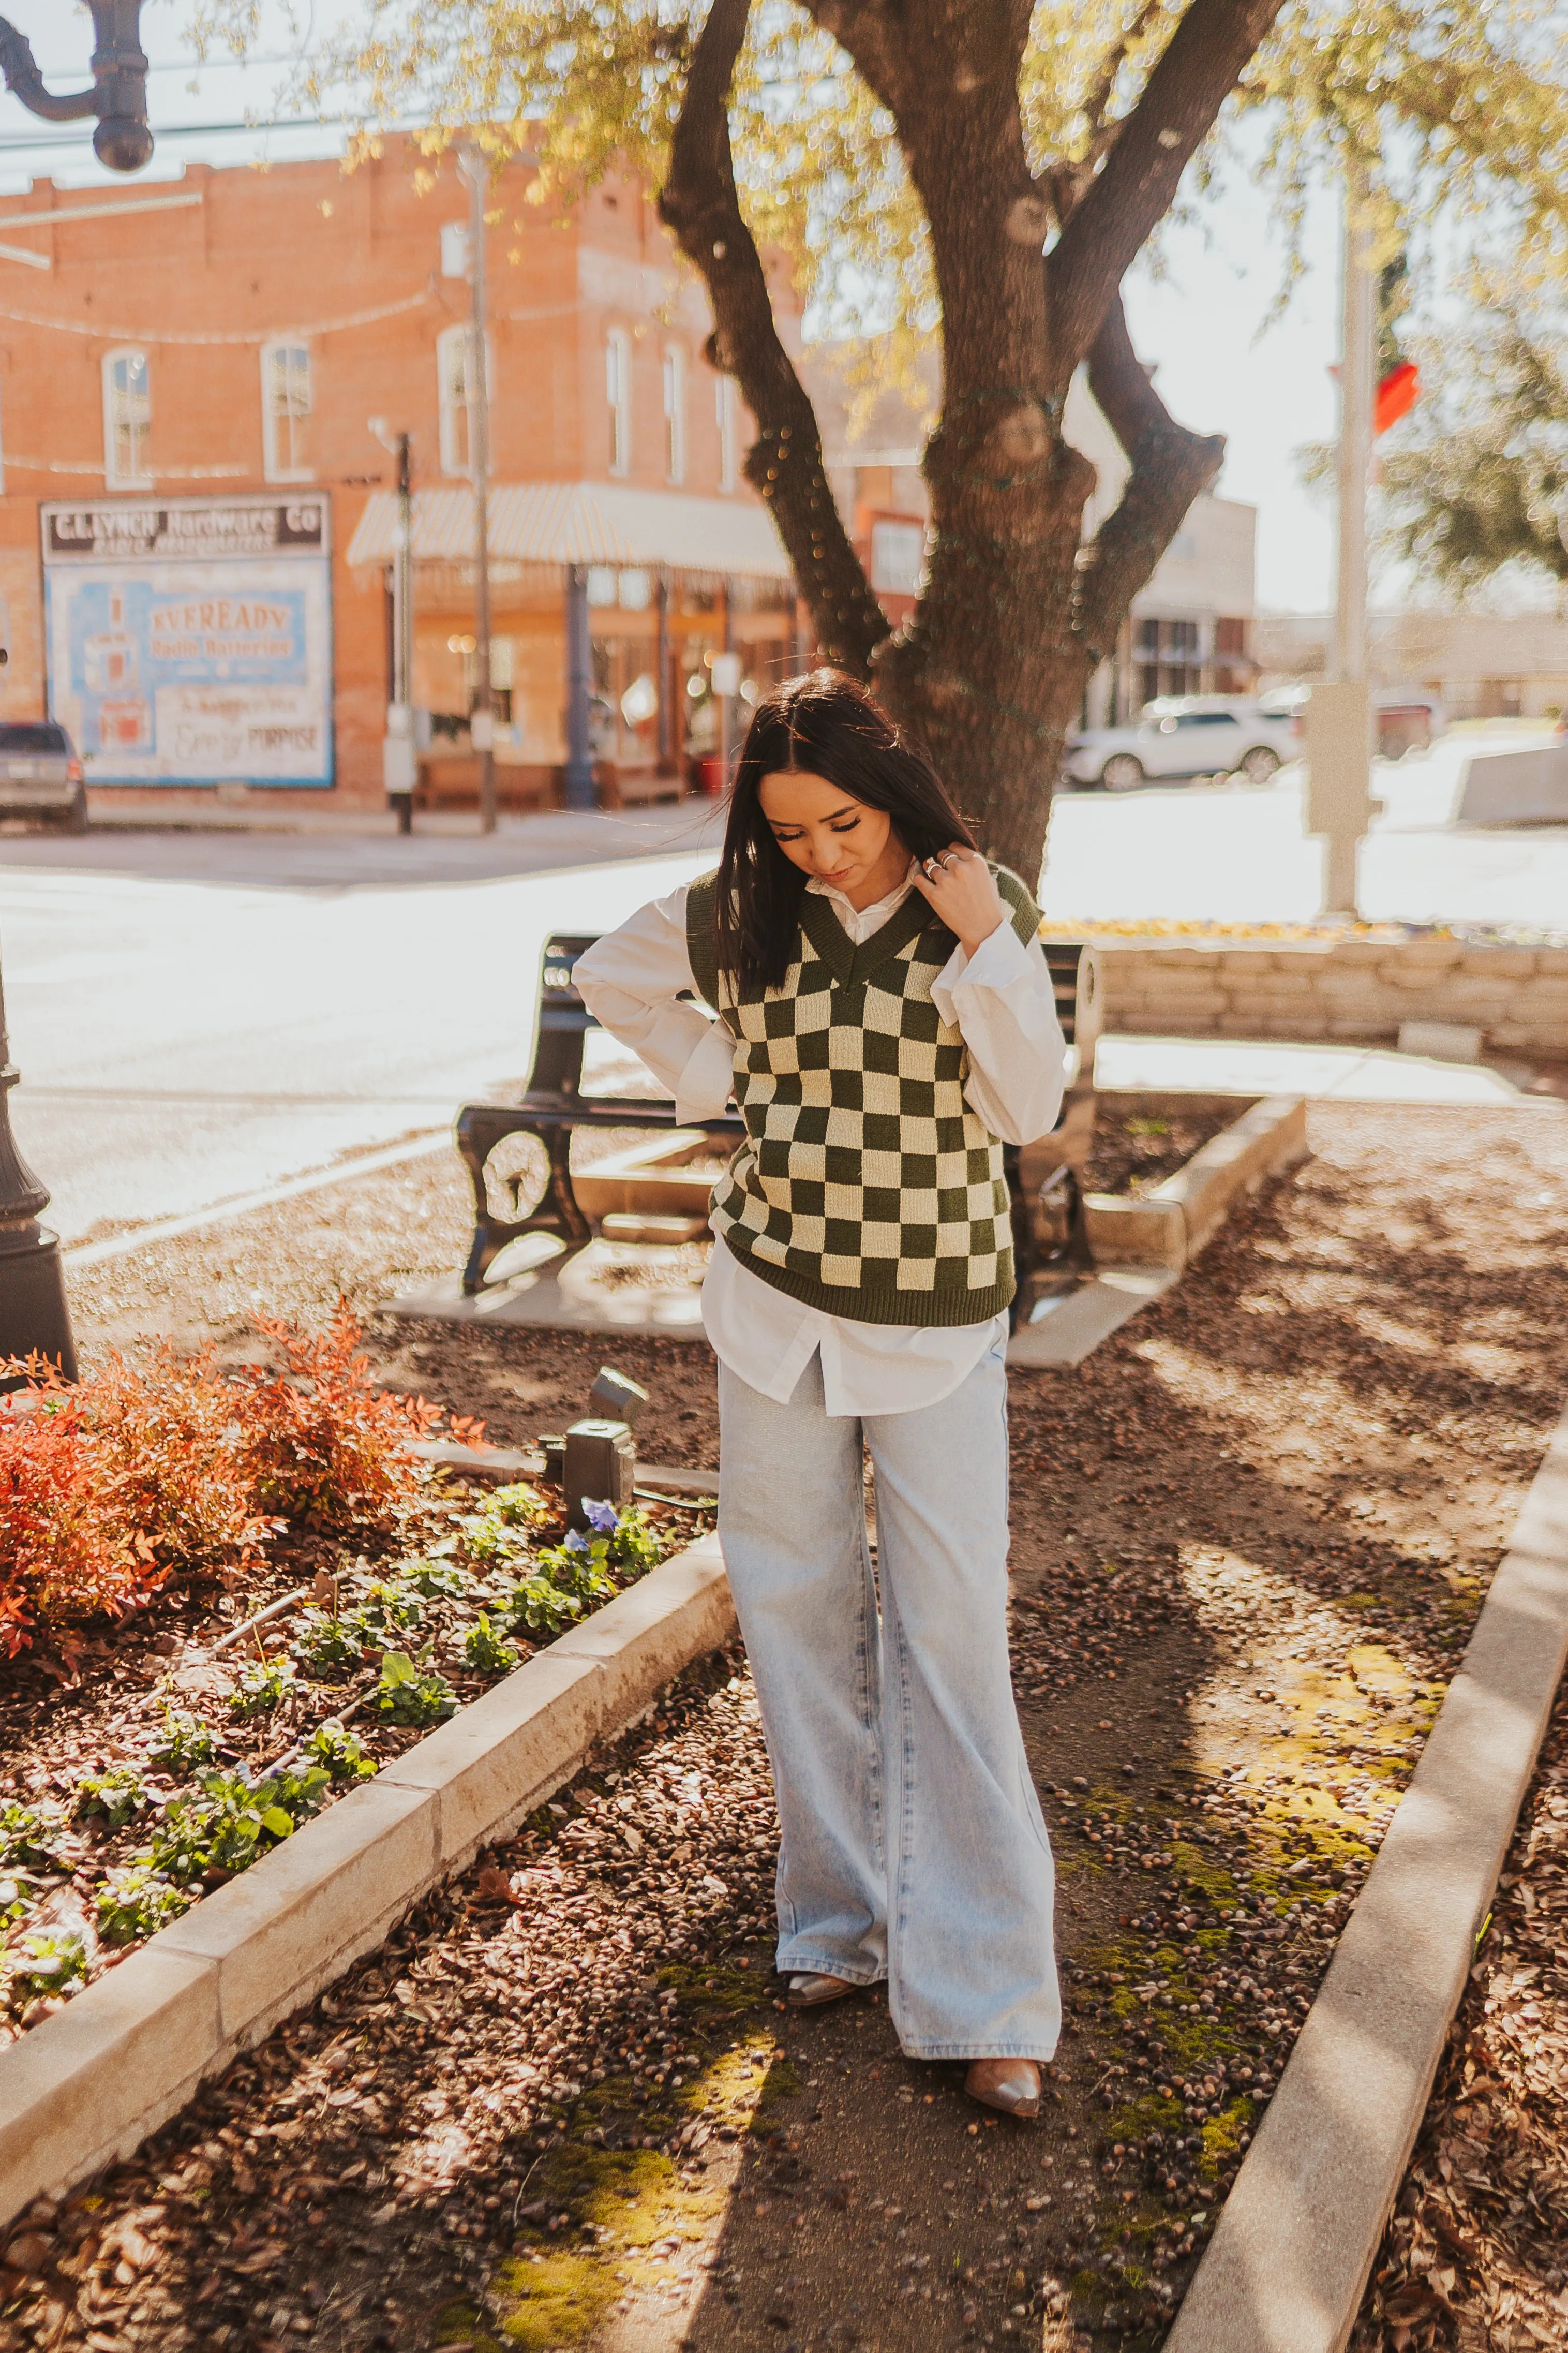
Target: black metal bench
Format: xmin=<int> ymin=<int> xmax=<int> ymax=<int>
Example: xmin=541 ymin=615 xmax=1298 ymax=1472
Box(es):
xmin=456 ymin=929 xmax=1100 ymax=1322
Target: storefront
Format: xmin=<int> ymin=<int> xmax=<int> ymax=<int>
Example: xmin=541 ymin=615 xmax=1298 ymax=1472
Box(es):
xmin=347 ymin=480 xmax=800 ymax=807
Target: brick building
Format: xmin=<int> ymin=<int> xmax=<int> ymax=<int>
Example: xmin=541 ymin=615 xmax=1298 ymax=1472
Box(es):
xmin=0 ymin=139 xmax=804 ymax=815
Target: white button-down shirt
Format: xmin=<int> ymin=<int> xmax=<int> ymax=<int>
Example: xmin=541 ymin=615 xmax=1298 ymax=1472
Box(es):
xmin=572 ymin=868 xmax=1067 ymax=1417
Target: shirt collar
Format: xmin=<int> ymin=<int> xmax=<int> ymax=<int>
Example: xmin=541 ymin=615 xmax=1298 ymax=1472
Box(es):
xmin=805 ymin=858 xmax=920 ymax=939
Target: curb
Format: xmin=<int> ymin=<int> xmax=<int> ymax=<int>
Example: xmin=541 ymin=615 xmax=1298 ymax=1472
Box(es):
xmin=62 ymin=1133 xmax=451 ymax=1272
xmin=1165 ymin=1398 xmax=1568 ymax=2353
xmin=1008 ymin=1095 xmax=1308 ymax=1370
xmin=411 ymin=1439 xmax=717 ymax=1498
xmin=1083 ymin=1093 xmax=1309 ymax=1274
xmin=0 ymin=1532 xmax=734 ymax=2230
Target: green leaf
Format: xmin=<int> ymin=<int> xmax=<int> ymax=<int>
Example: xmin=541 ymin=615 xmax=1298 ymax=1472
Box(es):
xmin=259 ymin=1807 xmax=294 ymax=1839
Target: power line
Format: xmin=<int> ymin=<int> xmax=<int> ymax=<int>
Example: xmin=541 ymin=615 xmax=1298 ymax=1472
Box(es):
xmin=0 ymin=114 xmax=371 ymax=154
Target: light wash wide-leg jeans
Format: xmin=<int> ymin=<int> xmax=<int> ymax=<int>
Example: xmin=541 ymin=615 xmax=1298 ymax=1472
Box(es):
xmin=716 ymin=1340 xmax=1060 ymax=2061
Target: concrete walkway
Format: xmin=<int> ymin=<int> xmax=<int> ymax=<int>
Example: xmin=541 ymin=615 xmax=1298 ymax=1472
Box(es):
xmin=1096 ymin=1034 xmax=1537 ymax=1105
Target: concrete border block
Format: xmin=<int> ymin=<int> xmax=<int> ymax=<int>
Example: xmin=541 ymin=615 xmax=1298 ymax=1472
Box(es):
xmin=381 ymin=1648 xmax=605 ymax=1870
xmin=1083 ymin=1193 xmax=1187 ymax=1272
xmin=1166 ymin=1398 xmax=1568 ymax=2353
xmin=0 ymin=1947 xmax=222 ymax=2229
xmin=551 ymin=1533 xmax=731 ymax=1728
xmin=1080 ymin=1095 xmax=1307 ymax=1275
xmin=158 ymin=1779 xmax=440 ymax=2046
xmin=0 ymin=1532 xmax=736 ymax=2225
xmin=1151 ymin=1094 xmax=1309 ymax=1260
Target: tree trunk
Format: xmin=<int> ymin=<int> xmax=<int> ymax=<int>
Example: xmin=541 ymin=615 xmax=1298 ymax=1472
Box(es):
xmin=662 ymin=0 xmax=1284 ymax=886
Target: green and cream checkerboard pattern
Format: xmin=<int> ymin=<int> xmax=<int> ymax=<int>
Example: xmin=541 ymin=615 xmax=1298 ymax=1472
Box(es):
xmin=685 ymin=866 xmax=1041 ymax=1328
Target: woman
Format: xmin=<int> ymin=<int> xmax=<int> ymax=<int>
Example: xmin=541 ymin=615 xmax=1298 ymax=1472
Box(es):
xmin=575 ymin=671 xmax=1066 ymax=2117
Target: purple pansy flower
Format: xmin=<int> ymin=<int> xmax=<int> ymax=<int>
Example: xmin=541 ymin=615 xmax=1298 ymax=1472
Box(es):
xmin=583 ymin=1500 xmax=620 ymax=1535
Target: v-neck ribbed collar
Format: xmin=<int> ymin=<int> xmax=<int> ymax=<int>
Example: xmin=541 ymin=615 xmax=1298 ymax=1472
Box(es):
xmin=798 ymin=878 xmax=947 ymax=987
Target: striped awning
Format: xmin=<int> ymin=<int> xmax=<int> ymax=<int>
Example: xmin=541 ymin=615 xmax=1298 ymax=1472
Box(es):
xmin=346 ymin=479 xmax=793 ymax=581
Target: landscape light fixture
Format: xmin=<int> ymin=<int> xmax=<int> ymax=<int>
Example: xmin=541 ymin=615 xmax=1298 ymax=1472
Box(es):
xmin=0 ymin=3 xmax=156 ymax=1381
xmin=0 ymin=4 xmax=154 ymax=174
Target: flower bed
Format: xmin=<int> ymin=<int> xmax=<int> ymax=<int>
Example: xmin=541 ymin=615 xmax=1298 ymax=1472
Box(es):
xmin=1085 ymin=1103 xmax=1237 ymax=1200
xmin=0 ymin=1312 xmax=714 ymax=2038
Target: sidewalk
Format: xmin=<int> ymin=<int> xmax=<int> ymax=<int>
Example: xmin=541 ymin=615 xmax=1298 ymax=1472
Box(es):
xmin=5 ymin=801 xmax=727 ymax=893
xmin=1095 ymin=1035 xmax=1543 ymax=1106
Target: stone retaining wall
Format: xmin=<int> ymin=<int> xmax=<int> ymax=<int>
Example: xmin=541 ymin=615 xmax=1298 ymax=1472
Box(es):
xmin=1079 ymin=937 xmax=1568 ymax=1059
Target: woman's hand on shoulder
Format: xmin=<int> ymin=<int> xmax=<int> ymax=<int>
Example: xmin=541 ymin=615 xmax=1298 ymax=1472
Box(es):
xmin=911 ymin=846 xmax=1006 ymax=957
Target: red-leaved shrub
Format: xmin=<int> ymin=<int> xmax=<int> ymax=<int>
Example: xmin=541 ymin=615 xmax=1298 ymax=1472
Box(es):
xmin=235 ymin=1301 xmax=444 ymax=1530
xmin=0 ymin=1388 xmax=139 ymax=1659
xmin=83 ymin=1340 xmax=270 ymax=1572
xmin=0 ymin=1301 xmax=473 ymax=1653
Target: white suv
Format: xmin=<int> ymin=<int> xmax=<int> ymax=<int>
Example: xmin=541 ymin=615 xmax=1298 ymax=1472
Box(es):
xmin=1063 ymin=696 xmax=1301 ymax=792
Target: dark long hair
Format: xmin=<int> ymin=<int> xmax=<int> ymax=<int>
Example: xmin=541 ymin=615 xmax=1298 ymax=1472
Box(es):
xmin=714 ymin=670 xmax=975 ymax=991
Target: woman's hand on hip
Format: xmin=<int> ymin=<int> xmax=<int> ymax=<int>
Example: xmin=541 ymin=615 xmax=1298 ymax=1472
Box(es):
xmin=912 ymin=846 xmax=1007 ymax=957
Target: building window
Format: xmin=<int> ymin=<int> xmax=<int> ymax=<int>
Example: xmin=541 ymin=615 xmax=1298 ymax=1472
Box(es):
xmin=261 ymin=341 xmax=312 ymax=483
xmin=606 ymin=328 xmax=631 ymax=476
xmin=662 ymin=345 xmax=686 ymax=485
xmin=716 ymin=374 xmax=739 ymax=493
xmin=438 ymin=323 xmax=491 ymax=479
xmin=103 ymin=348 xmax=151 ymax=491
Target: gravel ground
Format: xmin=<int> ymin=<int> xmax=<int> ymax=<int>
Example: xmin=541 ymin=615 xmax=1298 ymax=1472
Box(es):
xmin=9 ymin=1097 xmax=1568 ymax=2352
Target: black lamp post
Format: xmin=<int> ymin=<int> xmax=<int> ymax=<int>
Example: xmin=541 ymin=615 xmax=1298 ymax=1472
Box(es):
xmin=0 ymin=5 xmax=152 ymax=1380
xmin=0 ymin=4 xmax=153 ymax=174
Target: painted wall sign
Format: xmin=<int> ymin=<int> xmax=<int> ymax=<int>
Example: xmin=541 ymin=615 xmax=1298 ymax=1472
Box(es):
xmin=41 ymin=496 xmax=334 ymax=787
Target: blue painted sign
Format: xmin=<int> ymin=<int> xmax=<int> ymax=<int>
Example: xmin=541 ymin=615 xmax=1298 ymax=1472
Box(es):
xmin=41 ymin=496 xmax=334 ymax=787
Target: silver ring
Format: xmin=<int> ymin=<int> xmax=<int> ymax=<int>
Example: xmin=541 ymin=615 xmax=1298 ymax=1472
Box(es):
xmin=923 ymin=857 xmax=941 ymax=878
xmin=939 ymin=852 xmax=960 ymax=869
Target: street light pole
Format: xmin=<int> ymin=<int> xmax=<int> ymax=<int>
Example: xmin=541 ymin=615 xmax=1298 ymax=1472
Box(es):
xmin=0 ymin=970 xmax=76 ymax=1380
xmin=460 ymin=147 xmax=497 ymax=836
xmin=0 ymin=1 xmax=155 ymax=1378
xmin=1304 ymin=160 xmax=1378 ymax=917
xmin=0 ymin=4 xmax=152 ymax=172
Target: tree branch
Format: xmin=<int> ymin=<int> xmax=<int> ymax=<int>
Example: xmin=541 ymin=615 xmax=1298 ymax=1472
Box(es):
xmin=659 ymin=0 xmax=889 ymax=676
xmin=1073 ymin=290 xmax=1225 ymax=662
xmin=1047 ymin=0 xmax=1286 ymax=375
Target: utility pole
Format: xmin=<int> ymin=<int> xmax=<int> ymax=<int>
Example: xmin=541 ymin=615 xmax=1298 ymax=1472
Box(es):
xmin=371 ymin=417 xmax=416 ymax=832
xmin=396 ymin=430 xmax=413 ymax=729
xmin=460 ymin=146 xmax=497 ymax=836
xmin=1305 ymin=162 xmax=1377 ymax=916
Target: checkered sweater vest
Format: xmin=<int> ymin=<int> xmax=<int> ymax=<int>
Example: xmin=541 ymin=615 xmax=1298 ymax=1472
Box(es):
xmin=685 ymin=865 xmax=1041 ymax=1327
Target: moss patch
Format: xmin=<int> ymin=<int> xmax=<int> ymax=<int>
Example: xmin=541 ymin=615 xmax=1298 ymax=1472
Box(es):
xmin=487 ymin=2035 xmax=788 ymax=2347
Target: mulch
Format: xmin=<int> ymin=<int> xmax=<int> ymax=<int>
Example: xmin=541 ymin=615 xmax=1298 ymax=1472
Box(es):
xmin=4 ymin=1097 xmax=1567 ymax=2351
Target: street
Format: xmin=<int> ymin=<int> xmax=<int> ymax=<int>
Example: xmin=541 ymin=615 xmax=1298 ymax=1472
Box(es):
xmin=3 ymin=743 xmax=1564 ymax=1248
xmin=1040 ymin=732 xmax=1568 ymax=927
xmin=0 ymin=805 xmax=723 ymax=1247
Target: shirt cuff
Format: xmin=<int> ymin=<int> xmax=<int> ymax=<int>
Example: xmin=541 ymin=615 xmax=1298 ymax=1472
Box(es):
xmin=674 ymin=1021 xmax=735 ymax=1122
xmin=931 ymin=920 xmax=1033 ymax=1016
